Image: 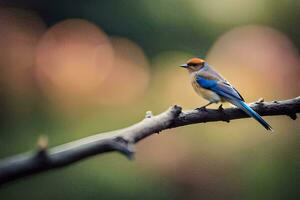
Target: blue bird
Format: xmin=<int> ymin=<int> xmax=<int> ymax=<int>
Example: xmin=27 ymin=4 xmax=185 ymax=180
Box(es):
xmin=180 ymin=57 xmax=273 ymax=131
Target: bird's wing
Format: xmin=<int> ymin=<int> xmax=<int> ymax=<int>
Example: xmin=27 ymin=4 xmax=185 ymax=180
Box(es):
xmin=195 ymin=75 xmax=244 ymax=101
xmin=195 ymin=74 xmax=272 ymax=131
xmin=231 ymin=85 xmax=244 ymax=101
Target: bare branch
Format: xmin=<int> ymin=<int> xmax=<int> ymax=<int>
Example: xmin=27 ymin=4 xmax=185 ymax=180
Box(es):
xmin=0 ymin=97 xmax=299 ymax=186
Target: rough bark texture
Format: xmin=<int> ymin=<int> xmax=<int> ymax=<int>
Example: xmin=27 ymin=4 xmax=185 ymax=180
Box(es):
xmin=0 ymin=97 xmax=299 ymax=186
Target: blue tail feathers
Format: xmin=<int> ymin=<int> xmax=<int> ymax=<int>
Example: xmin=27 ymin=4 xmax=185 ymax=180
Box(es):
xmin=233 ymin=100 xmax=273 ymax=132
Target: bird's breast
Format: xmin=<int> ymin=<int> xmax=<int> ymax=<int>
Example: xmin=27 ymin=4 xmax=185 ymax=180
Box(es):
xmin=191 ymin=78 xmax=221 ymax=103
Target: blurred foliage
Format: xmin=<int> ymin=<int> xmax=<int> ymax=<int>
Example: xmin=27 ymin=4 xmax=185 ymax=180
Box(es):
xmin=0 ymin=0 xmax=299 ymax=200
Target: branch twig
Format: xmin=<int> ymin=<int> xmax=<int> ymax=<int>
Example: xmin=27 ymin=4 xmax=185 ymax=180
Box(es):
xmin=0 ymin=97 xmax=299 ymax=186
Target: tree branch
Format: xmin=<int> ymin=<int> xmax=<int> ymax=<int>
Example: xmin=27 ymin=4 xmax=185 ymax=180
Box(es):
xmin=0 ymin=97 xmax=299 ymax=186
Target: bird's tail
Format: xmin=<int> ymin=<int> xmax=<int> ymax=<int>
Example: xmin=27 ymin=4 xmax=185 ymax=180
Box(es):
xmin=230 ymin=100 xmax=273 ymax=132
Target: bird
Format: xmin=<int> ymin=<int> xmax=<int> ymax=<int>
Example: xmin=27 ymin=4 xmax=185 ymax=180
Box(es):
xmin=179 ymin=57 xmax=273 ymax=131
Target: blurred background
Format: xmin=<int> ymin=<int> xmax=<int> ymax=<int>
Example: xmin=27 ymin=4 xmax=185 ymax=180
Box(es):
xmin=0 ymin=0 xmax=299 ymax=199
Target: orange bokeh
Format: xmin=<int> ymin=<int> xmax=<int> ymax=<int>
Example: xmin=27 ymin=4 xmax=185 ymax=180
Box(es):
xmin=206 ymin=25 xmax=300 ymax=100
xmin=35 ymin=19 xmax=114 ymax=106
xmin=95 ymin=37 xmax=150 ymax=106
xmin=0 ymin=6 xmax=46 ymax=95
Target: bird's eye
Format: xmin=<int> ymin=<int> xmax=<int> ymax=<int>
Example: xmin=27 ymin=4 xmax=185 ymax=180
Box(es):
xmin=198 ymin=62 xmax=205 ymax=67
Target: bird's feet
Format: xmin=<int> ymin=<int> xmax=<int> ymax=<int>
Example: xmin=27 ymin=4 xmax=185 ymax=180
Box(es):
xmin=218 ymin=104 xmax=224 ymax=112
xmin=195 ymin=102 xmax=213 ymax=111
xmin=218 ymin=104 xmax=229 ymax=122
xmin=195 ymin=106 xmax=207 ymax=111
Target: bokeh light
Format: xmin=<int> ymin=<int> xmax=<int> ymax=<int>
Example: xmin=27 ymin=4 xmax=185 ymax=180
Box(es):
xmin=206 ymin=25 xmax=300 ymax=100
xmin=35 ymin=19 xmax=114 ymax=107
xmin=190 ymin=0 xmax=268 ymax=25
xmin=96 ymin=37 xmax=150 ymax=106
xmin=0 ymin=6 xmax=46 ymax=96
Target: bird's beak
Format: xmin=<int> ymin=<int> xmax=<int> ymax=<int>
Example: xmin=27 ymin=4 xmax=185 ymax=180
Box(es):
xmin=179 ymin=64 xmax=188 ymax=68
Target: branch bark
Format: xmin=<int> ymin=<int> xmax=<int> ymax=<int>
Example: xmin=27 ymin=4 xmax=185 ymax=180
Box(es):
xmin=0 ymin=97 xmax=299 ymax=186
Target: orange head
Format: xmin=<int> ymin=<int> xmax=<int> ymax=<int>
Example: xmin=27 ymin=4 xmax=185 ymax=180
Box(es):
xmin=180 ymin=57 xmax=206 ymax=72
